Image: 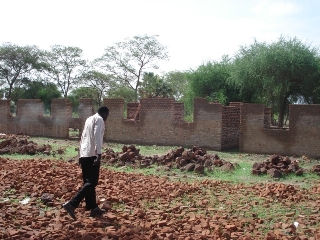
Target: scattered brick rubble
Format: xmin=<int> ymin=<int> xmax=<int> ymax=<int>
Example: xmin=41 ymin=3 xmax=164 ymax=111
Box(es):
xmin=311 ymin=165 xmax=320 ymax=176
xmin=101 ymin=145 xmax=237 ymax=174
xmin=251 ymin=154 xmax=305 ymax=178
xmin=0 ymin=133 xmax=52 ymax=155
xmin=1 ymin=158 xmax=320 ymax=239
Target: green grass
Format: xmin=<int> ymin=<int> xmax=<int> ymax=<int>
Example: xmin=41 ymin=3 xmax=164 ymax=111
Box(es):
xmin=106 ymin=142 xmax=177 ymax=156
xmin=1 ymin=137 xmax=319 ymax=186
xmin=205 ymin=163 xmax=270 ymax=183
xmin=107 ymin=140 xmax=319 ymax=187
xmin=69 ymin=128 xmax=80 ymax=138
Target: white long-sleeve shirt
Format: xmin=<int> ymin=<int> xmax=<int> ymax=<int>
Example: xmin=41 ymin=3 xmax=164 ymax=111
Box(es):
xmin=79 ymin=113 xmax=105 ymax=158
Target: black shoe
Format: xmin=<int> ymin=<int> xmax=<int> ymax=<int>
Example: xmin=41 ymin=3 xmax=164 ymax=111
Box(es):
xmin=63 ymin=202 xmax=76 ymax=220
xmin=90 ymin=207 xmax=106 ymax=217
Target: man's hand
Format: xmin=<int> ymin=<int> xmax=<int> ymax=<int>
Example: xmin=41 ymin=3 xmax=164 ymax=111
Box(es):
xmin=94 ymin=154 xmax=101 ymax=166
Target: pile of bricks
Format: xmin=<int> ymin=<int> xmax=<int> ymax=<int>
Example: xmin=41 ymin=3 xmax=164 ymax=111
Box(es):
xmin=0 ymin=133 xmax=52 ymax=155
xmin=102 ymin=145 xmax=236 ymax=174
xmin=311 ymin=165 xmax=320 ymax=176
xmin=101 ymin=145 xmax=141 ymax=166
xmin=251 ymin=155 xmax=304 ymax=178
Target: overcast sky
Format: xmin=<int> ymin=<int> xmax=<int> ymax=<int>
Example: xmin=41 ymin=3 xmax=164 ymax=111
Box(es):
xmin=1 ymin=0 xmax=320 ymax=73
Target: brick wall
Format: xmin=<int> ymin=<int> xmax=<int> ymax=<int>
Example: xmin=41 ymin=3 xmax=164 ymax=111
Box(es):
xmin=104 ymin=98 xmax=224 ymax=150
xmin=0 ymin=100 xmax=11 ymax=133
xmin=1 ymin=98 xmax=319 ymax=157
xmin=264 ymin=107 xmax=272 ymax=128
xmin=127 ymin=103 xmax=140 ymax=120
xmin=221 ymin=102 xmax=241 ymax=149
xmin=174 ymin=102 xmax=184 ymax=122
xmin=239 ymin=103 xmax=320 ymax=158
xmin=0 ymin=99 xmax=72 ymax=138
xmin=70 ymin=98 xmax=94 ymax=132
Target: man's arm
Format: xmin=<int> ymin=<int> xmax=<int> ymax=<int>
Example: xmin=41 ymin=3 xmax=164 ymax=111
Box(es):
xmin=94 ymin=118 xmax=104 ymax=154
xmin=93 ymin=117 xmax=104 ymax=165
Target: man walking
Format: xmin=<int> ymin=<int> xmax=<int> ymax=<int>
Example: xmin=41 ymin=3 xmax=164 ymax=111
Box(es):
xmin=63 ymin=106 xmax=109 ymax=220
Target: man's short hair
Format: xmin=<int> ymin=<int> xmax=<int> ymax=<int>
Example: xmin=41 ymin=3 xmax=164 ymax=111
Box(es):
xmin=98 ymin=106 xmax=109 ymax=115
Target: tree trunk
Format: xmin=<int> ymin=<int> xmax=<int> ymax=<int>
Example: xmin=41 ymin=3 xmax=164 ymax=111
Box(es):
xmin=134 ymin=88 xmax=138 ymax=102
xmin=277 ymin=97 xmax=286 ymax=128
xmin=8 ymin=83 xmax=14 ymax=100
xmin=134 ymin=79 xmax=140 ymax=102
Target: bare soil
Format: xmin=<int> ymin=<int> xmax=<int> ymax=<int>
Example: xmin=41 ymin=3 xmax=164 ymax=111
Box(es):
xmin=1 ymin=158 xmax=320 ymax=239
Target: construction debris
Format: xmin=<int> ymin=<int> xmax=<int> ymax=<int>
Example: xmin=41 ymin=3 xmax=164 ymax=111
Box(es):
xmin=0 ymin=133 xmax=52 ymax=155
xmin=1 ymin=158 xmax=320 ymax=239
xmin=101 ymin=145 xmax=237 ymax=174
xmin=252 ymin=154 xmax=304 ymax=178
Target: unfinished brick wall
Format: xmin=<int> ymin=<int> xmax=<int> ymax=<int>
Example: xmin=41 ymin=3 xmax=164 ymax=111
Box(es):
xmin=0 ymin=100 xmax=12 ymax=133
xmin=127 ymin=103 xmax=140 ymax=120
xmin=174 ymin=102 xmax=184 ymax=122
xmin=221 ymin=102 xmax=241 ymax=149
xmin=0 ymin=99 xmax=71 ymax=138
xmin=69 ymin=98 xmax=94 ymax=132
xmin=239 ymin=103 xmax=320 ymax=158
xmin=1 ymin=98 xmax=319 ymax=157
xmin=264 ymin=107 xmax=272 ymax=128
xmin=104 ymin=98 xmax=224 ymax=150
xmin=0 ymin=98 xmax=231 ymax=150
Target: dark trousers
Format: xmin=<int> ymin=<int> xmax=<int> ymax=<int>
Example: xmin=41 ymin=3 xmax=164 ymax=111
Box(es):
xmin=69 ymin=156 xmax=100 ymax=210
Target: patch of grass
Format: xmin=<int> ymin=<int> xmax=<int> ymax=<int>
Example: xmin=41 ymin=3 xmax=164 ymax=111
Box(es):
xmin=69 ymin=128 xmax=80 ymax=138
xmin=105 ymin=142 xmax=176 ymax=156
xmin=1 ymin=188 xmax=20 ymax=204
xmin=2 ymin=137 xmax=320 ymax=186
xmin=0 ymin=137 xmax=79 ymax=161
xmin=204 ymin=163 xmax=271 ymax=183
xmin=105 ymin=159 xmax=320 ymax=187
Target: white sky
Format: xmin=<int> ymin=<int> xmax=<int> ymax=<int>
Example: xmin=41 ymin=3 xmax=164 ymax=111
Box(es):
xmin=1 ymin=0 xmax=320 ymax=73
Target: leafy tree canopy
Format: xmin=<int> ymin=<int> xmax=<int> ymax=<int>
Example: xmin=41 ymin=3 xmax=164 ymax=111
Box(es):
xmin=79 ymin=70 xmax=113 ymax=106
xmin=163 ymin=71 xmax=189 ymax=101
xmin=139 ymin=72 xmax=173 ymax=98
xmin=96 ymin=35 xmax=169 ymax=101
xmin=186 ymin=56 xmax=240 ymax=105
xmin=106 ymin=85 xmax=136 ymax=103
xmin=10 ymin=79 xmax=61 ymax=111
xmin=68 ymin=87 xmax=100 ymax=111
xmin=0 ymin=43 xmax=44 ymax=99
xmin=230 ymin=36 xmax=319 ymax=126
xmin=42 ymin=45 xmax=86 ymax=98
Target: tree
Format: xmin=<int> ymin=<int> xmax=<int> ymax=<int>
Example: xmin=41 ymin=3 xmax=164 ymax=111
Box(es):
xmin=303 ymin=56 xmax=320 ymax=104
xmin=11 ymin=79 xmax=61 ymax=112
xmin=68 ymin=87 xmax=101 ymax=111
xmin=79 ymin=70 xmax=113 ymax=106
xmin=139 ymin=72 xmax=173 ymax=98
xmin=106 ymin=85 xmax=136 ymax=103
xmin=186 ymin=56 xmax=240 ymax=105
xmin=0 ymin=43 xmax=44 ymax=99
xmin=42 ymin=45 xmax=86 ymax=98
xmin=163 ymin=71 xmax=189 ymax=100
xmin=96 ymin=35 xmax=169 ymax=101
xmin=230 ymin=36 xmax=319 ymax=127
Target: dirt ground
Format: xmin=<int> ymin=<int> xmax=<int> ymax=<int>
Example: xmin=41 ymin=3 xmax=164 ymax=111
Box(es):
xmin=1 ymin=157 xmax=320 ymax=240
